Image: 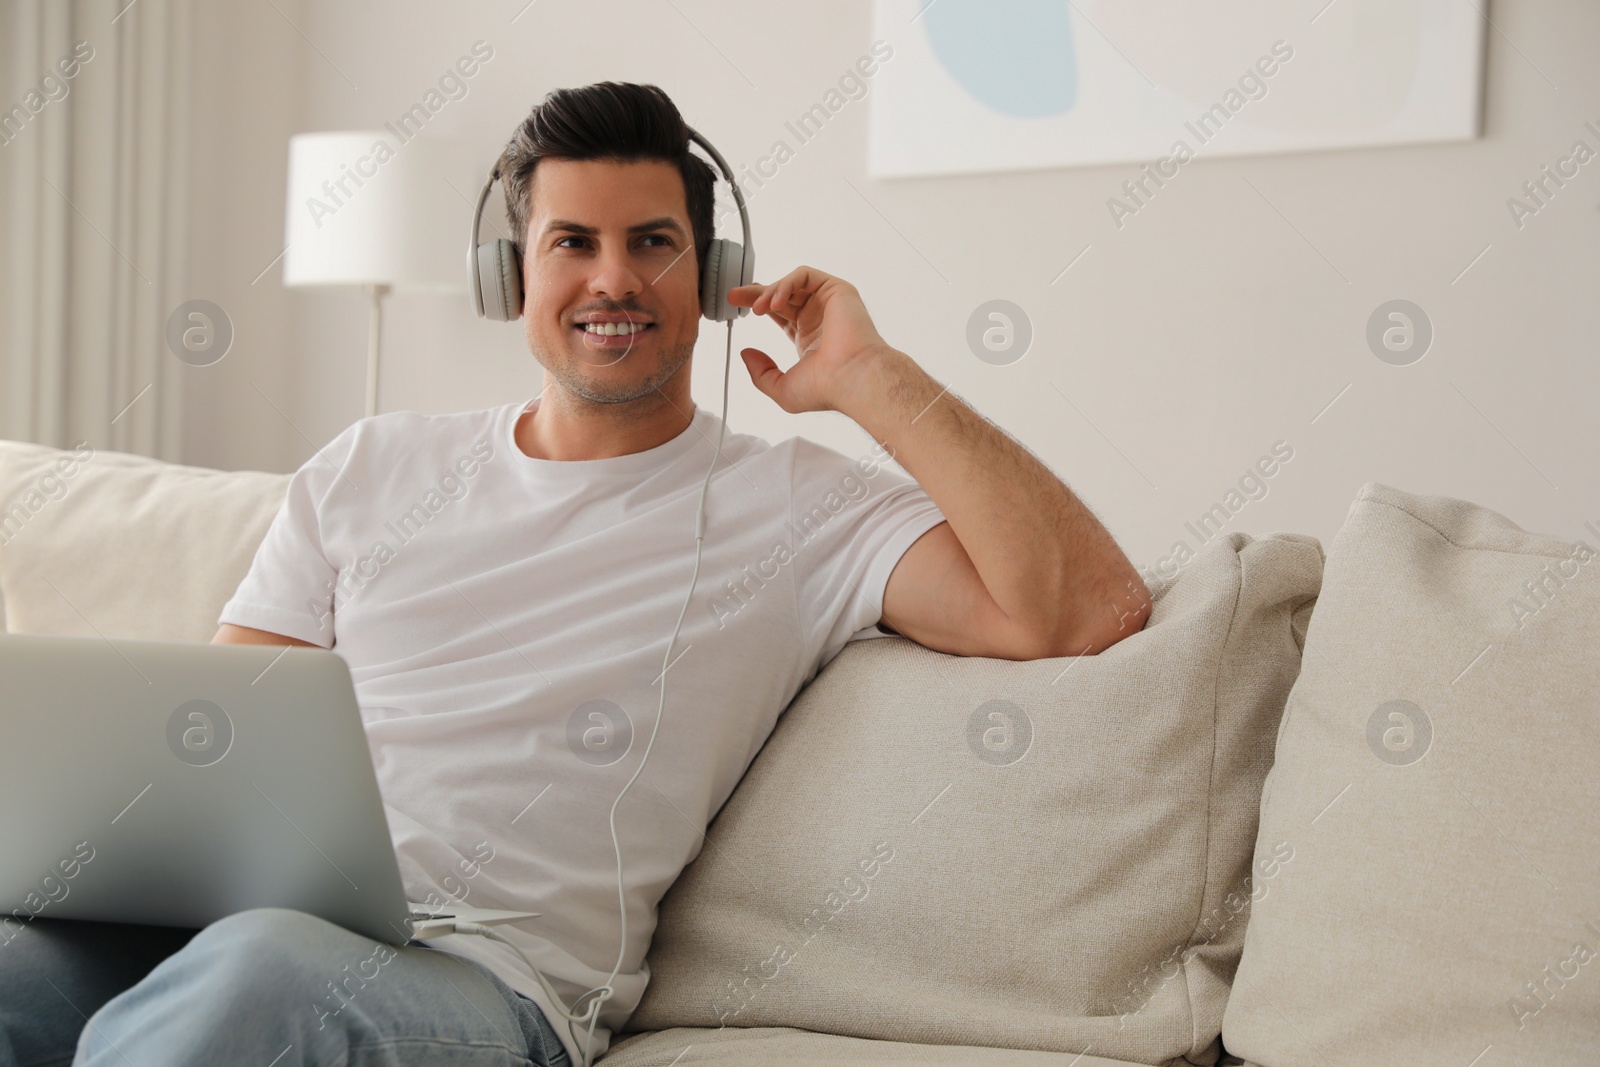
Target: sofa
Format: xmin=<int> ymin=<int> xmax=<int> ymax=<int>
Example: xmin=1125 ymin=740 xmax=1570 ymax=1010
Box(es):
xmin=1 ymin=436 xmax=1595 ymax=1067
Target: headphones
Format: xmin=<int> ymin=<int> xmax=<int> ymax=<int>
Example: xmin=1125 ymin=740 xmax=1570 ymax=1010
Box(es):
xmin=461 ymin=126 xmax=754 ymax=1067
xmin=469 ymin=127 xmax=754 ymax=323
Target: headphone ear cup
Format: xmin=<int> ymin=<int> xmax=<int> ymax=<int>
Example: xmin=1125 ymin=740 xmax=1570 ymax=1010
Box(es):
xmin=475 ymin=239 xmax=523 ymax=321
xmin=700 ymin=238 xmax=749 ymax=323
xmin=699 ymin=239 xmax=724 ymax=321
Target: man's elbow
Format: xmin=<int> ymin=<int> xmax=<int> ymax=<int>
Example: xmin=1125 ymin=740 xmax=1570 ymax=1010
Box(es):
xmin=1043 ymin=574 xmax=1154 ymax=658
xmin=1064 ymin=607 xmax=1149 ymax=656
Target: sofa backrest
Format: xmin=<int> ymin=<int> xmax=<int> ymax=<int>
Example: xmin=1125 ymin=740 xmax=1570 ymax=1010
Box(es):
xmin=1223 ymin=482 xmax=1600 ymax=1064
xmin=0 ymin=439 xmax=290 ymax=642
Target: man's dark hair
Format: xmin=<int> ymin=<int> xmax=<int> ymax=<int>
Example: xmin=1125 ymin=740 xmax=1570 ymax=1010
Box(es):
xmin=498 ymin=82 xmax=717 ymax=284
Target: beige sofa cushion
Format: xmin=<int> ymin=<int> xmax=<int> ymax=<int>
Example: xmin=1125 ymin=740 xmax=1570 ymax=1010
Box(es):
xmin=1223 ymin=483 xmax=1600 ymax=1066
xmin=0 ymin=440 xmax=289 ymax=642
xmin=601 ymin=1026 xmax=1172 ymax=1066
xmin=626 ymin=532 xmax=1322 ymax=1065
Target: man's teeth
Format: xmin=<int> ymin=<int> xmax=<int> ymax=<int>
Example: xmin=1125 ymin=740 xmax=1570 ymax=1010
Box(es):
xmin=582 ymin=322 xmax=649 ymax=335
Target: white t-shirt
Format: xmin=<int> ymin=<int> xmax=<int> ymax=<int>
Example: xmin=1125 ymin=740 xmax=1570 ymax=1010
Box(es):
xmin=217 ymin=395 xmax=946 ymax=1064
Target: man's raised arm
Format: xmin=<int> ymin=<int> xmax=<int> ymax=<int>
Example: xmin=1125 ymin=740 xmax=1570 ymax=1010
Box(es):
xmin=729 ymin=266 xmax=1151 ymax=661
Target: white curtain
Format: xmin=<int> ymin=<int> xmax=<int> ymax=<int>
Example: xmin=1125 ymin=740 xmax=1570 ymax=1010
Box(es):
xmin=0 ymin=0 xmax=192 ymax=459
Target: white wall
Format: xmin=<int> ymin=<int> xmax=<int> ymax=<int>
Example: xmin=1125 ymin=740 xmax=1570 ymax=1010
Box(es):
xmin=181 ymin=0 xmax=1600 ymax=578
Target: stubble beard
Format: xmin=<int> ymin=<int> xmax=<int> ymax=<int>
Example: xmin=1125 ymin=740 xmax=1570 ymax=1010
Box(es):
xmin=535 ymin=332 xmax=695 ymax=406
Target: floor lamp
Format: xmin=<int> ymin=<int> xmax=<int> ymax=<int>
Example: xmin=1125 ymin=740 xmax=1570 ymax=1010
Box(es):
xmin=282 ymin=132 xmax=468 ymax=418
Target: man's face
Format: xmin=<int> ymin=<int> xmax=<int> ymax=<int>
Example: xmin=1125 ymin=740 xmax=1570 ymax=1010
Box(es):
xmin=520 ymin=158 xmax=700 ymax=405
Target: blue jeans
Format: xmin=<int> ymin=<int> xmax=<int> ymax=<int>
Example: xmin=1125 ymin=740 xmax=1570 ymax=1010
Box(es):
xmin=0 ymin=908 xmax=571 ymax=1067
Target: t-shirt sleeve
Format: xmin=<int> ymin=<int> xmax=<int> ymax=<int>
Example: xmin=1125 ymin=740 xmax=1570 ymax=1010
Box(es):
xmin=786 ymin=436 xmax=947 ymax=674
xmin=216 ymin=423 xmax=360 ymax=648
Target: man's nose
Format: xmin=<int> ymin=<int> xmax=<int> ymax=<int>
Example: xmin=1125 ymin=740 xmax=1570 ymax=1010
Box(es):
xmin=589 ymin=242 xmax=645 ymax=302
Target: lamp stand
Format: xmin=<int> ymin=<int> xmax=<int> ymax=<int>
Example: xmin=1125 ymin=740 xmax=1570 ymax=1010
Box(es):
xmin=365 ymin=283 xmax=390 ymax=418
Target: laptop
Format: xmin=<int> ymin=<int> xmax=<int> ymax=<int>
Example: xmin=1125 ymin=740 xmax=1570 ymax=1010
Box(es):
xmin=0 ymin=631 xmax=536 ymax=945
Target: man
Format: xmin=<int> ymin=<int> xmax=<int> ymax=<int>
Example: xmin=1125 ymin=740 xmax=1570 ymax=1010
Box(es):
xmin=3 ymin=83 xmax=1148 ymax=1067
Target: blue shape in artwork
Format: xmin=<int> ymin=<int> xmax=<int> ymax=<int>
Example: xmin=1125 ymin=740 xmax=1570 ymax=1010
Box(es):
xmin=920 ymin=0 xmax=1077 ymax=118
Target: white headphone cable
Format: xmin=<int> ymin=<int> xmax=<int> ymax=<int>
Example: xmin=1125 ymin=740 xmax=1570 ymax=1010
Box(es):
xmin=444 ymin=318 xmax=735 ymax=1067
xmin=577 ymin=316 xmax=735 ymax=1064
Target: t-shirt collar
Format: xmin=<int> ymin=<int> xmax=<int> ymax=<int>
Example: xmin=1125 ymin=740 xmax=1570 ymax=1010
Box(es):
xmin=502 ymin=396 xmax=712 ymax=481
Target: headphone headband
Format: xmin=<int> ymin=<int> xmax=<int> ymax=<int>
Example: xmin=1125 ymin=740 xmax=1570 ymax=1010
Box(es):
xmin=468 ymin=160 xmax=503 ymax=319
xmin=684 ymin=127 xmax=753 ymax=276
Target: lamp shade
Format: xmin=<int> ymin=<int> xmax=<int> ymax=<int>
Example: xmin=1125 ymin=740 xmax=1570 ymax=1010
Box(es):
xmin=282 ymin=131 xmax=475 ymax=292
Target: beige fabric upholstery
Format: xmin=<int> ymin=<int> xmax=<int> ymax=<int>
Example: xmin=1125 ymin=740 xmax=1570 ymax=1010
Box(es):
xmin=601 ymin=1026 xmax=1177 ymax=1066
xmin=625 ymin=532 xmax=1322 ymax=1065
xmin=0 ymin=439 xmax=289 ymax=642
xmin=1223 ymin=482 xmax=1600 ymax=1066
